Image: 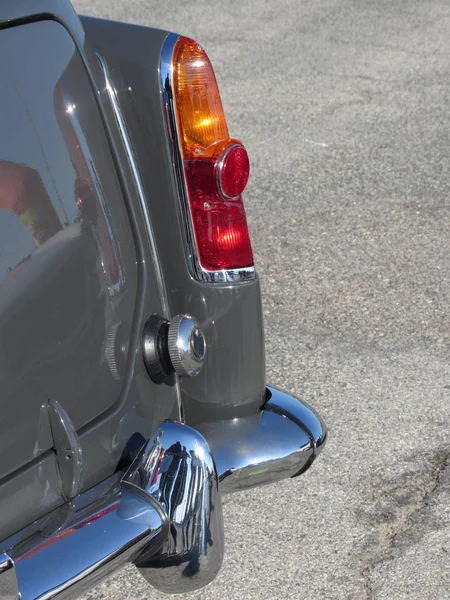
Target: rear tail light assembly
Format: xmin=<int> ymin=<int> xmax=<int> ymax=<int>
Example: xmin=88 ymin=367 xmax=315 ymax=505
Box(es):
xmin=161 ymin=35 xmax=255 ymax=283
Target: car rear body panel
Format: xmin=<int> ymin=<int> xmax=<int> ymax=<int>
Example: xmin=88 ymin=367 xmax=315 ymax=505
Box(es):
xmin=81 ymin=16 xmax=266 ymax=426
xmin=0 ymin=19 xmax=140 ymax=478
xmin=0 ymin=3 xmax=328 ymax=595
xmin=0 ymin=1 xmax=265 ymax=541
xmin=0 ymin=3 xmax=180 ymax=540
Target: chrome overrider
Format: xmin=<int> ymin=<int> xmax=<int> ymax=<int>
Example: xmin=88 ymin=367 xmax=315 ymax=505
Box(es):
xmin=123 ymin=422 xmax=224 ymax=594
xmin=0 ymin=387 xmax=326 ymax=599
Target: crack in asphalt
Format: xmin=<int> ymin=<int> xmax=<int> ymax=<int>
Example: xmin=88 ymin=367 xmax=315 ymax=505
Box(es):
xmin=359 ymin=449 xmax=449 ymax=600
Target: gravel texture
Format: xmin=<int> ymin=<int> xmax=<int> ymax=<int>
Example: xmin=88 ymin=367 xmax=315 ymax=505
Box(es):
xmin=73 ymin=0 xmax=450 ymax=598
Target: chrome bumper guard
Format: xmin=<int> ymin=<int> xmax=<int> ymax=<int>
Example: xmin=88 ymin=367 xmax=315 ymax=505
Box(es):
xmin=1 ymin=387 xmax=326 ymax=599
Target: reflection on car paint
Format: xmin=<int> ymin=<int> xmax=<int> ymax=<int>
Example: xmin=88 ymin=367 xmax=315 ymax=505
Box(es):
xmin=54 ymin=82 xmax=125 ymax=295
xmin=0 ymin=20 xmax=134 ymax=482
xmin=0 ymin=88 xmax=124 ymax=297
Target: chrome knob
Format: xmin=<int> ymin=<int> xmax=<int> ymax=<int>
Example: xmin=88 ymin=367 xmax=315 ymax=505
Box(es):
xmin=168 ymin=315 xmax=206 ymax=377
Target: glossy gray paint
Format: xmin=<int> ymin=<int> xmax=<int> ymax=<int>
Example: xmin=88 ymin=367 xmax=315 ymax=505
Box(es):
xmin=0 ymin=0 xmax=265 ymax=542
xmin=0 ymin=19 xmax=138 ymax=478
xmin=81 ymin=16 xmax=266 ymax=425
xmin=0 ymin=1 xmax=179 ymax=540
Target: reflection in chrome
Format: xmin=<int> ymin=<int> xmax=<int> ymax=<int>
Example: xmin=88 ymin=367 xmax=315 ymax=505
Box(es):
xmin=167 ymin=314 xmax=206 ymax=377
xmin=2 ymin=422 xmax=223 ymax=598
xmin=2 ymin=474 xmax=166 ymax=600
xmin=160 ymin=33 xmax=256 ymax=284
xmin=0 ymin=388 xmax=325 ymax=598
xmin=199 ymin=385 xmax=327 ymax=494
xmin=123 ymin=421 xmax=224 ymax=593
xmin=48 ymin=399 xmax=83 ymax=501
xmin=265 ymin=386 xmax=327 ymax=456
xmin=0 ymin=553 xmax=18 ymax=600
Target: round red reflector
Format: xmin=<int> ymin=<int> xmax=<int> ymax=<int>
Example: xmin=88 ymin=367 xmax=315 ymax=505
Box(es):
xmin=217 ymin=144 xmax=250 ymax=199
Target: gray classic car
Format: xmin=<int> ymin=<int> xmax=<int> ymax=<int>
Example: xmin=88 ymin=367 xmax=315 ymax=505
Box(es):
xmin=0 ymin=1 xmax=326 ymax=598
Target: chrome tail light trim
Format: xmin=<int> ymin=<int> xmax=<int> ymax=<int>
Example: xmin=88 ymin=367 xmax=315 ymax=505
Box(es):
xmin=160 ymin=33 xmax=256 ymax=284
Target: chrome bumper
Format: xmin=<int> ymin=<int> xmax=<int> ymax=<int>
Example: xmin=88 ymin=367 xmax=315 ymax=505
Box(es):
xmin=0 ymin=387 xmax=326 ymax=599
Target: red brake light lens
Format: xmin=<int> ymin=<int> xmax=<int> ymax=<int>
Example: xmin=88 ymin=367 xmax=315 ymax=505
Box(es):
xmin=172 ymin=37 xmax=254 ymax=273
xmin=217 ymin=144 xmax=250 ymax=199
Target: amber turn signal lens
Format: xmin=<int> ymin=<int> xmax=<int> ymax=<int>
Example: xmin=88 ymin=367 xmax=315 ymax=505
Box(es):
xmin=173 ymin=38 xmax=229 ymax=159
xmin=172 ymin=37 xmax=254 ymax=272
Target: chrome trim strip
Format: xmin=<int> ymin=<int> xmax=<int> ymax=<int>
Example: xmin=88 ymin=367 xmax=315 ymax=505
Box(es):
xmin=95 ymin=51 xmax=170 ymax=315
xmin=1 ymin=421 xmax=224 ymax=598
xmin=160 ymin=34 xmax=256 ymax=284
xmin=3 ymin=473 xmax=167 ymax=600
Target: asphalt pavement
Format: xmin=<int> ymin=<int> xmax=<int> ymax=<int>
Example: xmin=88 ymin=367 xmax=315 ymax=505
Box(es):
xmin=74 ymin=1 xmax=450 ymax=598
